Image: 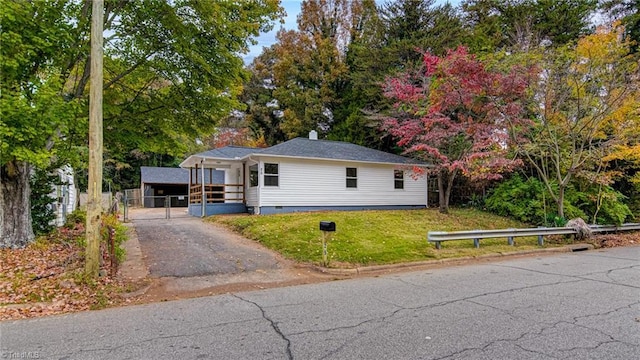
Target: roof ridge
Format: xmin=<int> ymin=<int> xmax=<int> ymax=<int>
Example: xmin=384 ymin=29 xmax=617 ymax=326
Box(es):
xmin=222 ymin=145 xmax=258 ymax=149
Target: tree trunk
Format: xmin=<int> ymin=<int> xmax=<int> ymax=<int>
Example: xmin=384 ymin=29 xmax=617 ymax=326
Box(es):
xmin=557 ymin=184 xmax=565 ymax=219
xmin=438 ymin=171 xmax=448 ymax=214
xmin=1 ymin=161 xmax=34 ymax=248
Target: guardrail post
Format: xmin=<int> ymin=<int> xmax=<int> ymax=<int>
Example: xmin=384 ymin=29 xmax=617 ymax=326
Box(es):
xmin=507 ymin=236 xmax=514 ymax=246
xmin=473 ymin=238 xmax=480 ymax=248
xmin=538 ymin=234 xmax=544 ymax=246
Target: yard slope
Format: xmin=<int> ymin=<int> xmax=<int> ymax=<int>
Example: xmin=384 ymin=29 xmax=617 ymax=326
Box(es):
xmin=210 ymin=208 xmax=560 ymax=267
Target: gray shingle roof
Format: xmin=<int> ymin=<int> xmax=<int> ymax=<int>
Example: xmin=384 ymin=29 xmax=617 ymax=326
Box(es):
xmin=259 ymin=138 xmax=425 ymax=165
xmin=141 ymin=167 xmax=188 ymax=184
xmin=197 ymin=146 xmax=258 ymax=159
xmin=184 ymin=138 xmax=426 ymax=166
xmin=140 ymin=166 xmax=223 ymax=184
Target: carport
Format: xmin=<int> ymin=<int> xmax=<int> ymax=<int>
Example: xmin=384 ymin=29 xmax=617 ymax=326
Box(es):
xmin=140 ymin=166 xmax=223 ymax=208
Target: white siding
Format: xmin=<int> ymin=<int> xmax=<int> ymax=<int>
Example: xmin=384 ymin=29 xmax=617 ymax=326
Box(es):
xmin=245 ymin=160 xmax=259 ymax=207
xmin=224 ymin=163 xmax=243 ymax=202
xmin=257 ymin=157 xmax=426 ymax=207
xmin=54 ymin=166 xmax=77 ymax=226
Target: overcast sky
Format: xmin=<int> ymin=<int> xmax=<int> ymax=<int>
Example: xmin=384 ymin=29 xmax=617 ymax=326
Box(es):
xmin=244 ymin=0 xmax=461 ymax=64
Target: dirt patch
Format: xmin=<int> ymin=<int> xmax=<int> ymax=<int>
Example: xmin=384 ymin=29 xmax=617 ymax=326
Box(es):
xmin=138 ymin=264 xmax=336 ymax=302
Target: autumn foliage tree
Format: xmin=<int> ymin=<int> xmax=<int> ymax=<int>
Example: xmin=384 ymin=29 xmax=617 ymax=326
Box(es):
xmin=383 ymin=47 xmax=534 ymax=213
xmin=518 ymin=24 xmax=639 ymax=221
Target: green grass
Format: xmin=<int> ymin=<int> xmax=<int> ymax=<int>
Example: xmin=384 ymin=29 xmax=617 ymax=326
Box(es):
xmin=209 ymin=208 xmax=567 ymax=267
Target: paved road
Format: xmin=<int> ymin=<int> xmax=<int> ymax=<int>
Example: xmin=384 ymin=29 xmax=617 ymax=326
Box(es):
xmin=2 ymin=246 xmax=639 ymax=359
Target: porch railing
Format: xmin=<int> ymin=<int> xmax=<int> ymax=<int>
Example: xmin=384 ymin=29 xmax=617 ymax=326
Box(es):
xmin=189 ymin=184 xmax=244 ymax=204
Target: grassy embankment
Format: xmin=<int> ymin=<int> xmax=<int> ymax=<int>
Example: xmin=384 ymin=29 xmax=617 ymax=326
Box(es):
xmin=210 ymin=208 xmax=567 ymax=267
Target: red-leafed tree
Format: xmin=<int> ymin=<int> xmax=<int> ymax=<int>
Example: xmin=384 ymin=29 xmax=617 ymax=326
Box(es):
xmin=383 ymin=46 xmax=535 ymax=213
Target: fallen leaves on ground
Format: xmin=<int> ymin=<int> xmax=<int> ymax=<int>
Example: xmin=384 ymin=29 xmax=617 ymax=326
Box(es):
xmin=0 ymin=228 xmax=136 ymax=321
xmin=591 ymin=231 xmax=639 ymax=248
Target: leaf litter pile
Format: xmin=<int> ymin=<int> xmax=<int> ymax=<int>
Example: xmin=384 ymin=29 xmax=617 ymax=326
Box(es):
xmin=591 ymin=231 xmax=639 ymax=248
xmin=1 ymin=224 xmax=137 ymax=321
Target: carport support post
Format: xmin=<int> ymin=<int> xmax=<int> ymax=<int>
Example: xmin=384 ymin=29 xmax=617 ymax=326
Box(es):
xmin=201 ymin=160 xmax=205 ymax=218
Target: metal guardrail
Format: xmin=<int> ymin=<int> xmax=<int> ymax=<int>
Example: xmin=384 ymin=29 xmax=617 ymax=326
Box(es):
xmin=428 ymin=223 xmax=640 ymax=249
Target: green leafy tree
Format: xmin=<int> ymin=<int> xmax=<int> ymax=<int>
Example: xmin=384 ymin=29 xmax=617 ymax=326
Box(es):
xmin=1 ymin=0 xmax=81 ymax=248
xmin=1 ymin=0 xmax=282 ymax=248
xmin=243 ymin=47 xmax=288 ymax=146
xmin=270 ymin=0 xmax=361 ymax=139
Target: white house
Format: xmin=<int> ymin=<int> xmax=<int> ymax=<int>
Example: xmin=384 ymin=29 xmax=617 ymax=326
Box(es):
xmin=179 ymin=131 xmax=430 ymax=216
xmin=52 ymin=166 xmax=77 ymax=226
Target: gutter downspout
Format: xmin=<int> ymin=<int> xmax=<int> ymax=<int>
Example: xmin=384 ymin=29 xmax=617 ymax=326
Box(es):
xmin=425 ymin=174 xmax=429 ymax=208
xmin=248 ymin=156 xmax=260 ymax=214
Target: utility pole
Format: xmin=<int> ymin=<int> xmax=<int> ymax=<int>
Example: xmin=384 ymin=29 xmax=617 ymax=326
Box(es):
xmin=86 ymin=0 xmax=104 ymax=277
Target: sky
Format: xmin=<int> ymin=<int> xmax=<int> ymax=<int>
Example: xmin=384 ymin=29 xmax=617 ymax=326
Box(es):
xmin=244 ymin=0 xmax=300 ymax=64
xmin=244 ymin=0 xmax=461 ymax=64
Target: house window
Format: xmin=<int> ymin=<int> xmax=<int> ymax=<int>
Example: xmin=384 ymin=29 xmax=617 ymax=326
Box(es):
xmin=394 ymin=170 xmax=404 ymax=189
xmin=249 ymin=165 xmax=258 ymax=187
xmin=346 ymin=167 xmax=357 ymax=188
xmin=264 ymin=163 xmax=279 ymax=186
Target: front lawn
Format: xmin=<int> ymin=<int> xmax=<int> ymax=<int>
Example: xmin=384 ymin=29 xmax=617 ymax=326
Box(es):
xmin=209 ymin=208 xmax=562 ymax=267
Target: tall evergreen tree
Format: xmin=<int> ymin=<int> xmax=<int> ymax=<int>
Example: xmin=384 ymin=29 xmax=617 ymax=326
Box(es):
xmin=461 ymin=0 xmax=597 ymax=53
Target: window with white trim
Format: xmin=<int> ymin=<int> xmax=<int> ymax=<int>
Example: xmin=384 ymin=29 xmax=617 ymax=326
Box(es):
xmin=264 ymin=163 xmax=279 ymax=186
xmin=346 ymin=167 xmax=357 ymax=188
xmin=394 ymin=169 xmax=404 ymax=189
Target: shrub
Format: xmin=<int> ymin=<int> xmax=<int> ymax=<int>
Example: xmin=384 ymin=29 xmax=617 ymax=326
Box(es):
xmin=486 ymin=174 xmax=633 ymax=225
xmin=485 ymin=175 xmax=549 ymax=225
xmin=65 ymin=209 xmax=86 ymax=228
xmin=587 ymin=186 xmax=632 ymax=225
xmin=101 ymin=213 xmax=127 ymax=263
xmin=30 ymin=168 xmax=58 ymax=236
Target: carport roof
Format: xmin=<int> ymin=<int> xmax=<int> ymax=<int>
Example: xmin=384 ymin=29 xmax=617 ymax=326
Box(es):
xmin=141 ymin=167 xmax=189 ymax=185
xmin=141 ymin=166 xmax=224 ymax=185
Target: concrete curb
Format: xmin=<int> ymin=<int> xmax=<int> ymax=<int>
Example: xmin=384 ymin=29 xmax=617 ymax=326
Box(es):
xmin=118 ymin=223 xmax=150 ymax=296
xmin=312 ymin=244 xmax=595 ymax=276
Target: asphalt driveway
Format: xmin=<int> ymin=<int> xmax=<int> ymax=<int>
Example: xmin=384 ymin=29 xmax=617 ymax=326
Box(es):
xmin=129 ymin=208 xmax=286 ymax=278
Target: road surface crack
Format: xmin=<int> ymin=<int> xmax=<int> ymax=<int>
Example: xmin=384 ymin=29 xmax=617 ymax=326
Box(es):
xmin=492 ymin=264 xmax=640 ymax=289
xmin=232 ymin=294 xmax=293 ymax=360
